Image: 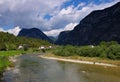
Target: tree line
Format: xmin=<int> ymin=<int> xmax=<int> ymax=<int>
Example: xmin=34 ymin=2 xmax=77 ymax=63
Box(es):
xmin=53 ymin=41 xmax=120 ymax=60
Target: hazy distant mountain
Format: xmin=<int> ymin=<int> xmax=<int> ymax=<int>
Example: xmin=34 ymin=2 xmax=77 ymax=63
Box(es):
xmin=18 ymin=28 xmax=53 ymax=43
xmin=56 ymin=2 xmax=120 ymax=45
xmin=48 ymin=36 xmax=57 ymax=42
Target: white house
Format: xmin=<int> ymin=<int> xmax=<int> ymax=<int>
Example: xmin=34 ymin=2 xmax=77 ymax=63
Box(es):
xmin=90 ymin=45 xmax=94 ymax=48
xmin=18 ymin=45 xmax=23 ymax=49
xmin=39 ymin=46 xmax=45 ymax=50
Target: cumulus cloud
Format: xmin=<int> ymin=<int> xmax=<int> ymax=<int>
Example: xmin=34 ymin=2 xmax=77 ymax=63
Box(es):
xmin=0 ymin=27 xmax=6 ymax=32
xmin=44 ymin=29 xmax=63 ymax=37
xmin=0 ymin=26 xmax=21 ymax=36
xmin=44 ymin=22 xmax=78 ymax=37
xmin=0 ymin=0 xmax=69 ymax=30
xmin=64 ymin=23 xmax=78 ymax=30
xmin=8 ymin=26 xmax=21 ymax=36
xmin=0 ymin=0 xmax=119 ymax=36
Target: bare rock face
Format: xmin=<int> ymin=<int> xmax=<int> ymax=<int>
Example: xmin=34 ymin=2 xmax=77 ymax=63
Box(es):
xmin=18 ymin=28 xmax=53 ymax=42
xmin=56 ymin=2 xmax=120 ymax=45
xmin=55 ymin=31 xmax=71 ymax=45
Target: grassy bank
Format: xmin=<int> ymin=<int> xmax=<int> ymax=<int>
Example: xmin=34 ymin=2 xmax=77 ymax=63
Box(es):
xmin=0 ymin=49 xmax=41 ymax=79
xmin=0 ymin=50 xmax=22 ymax=79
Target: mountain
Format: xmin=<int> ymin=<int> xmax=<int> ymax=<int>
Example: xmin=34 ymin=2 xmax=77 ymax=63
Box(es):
xmin=56 ymin=2 xmax=120 ymax=45
xmin=18 ymin=28 xmax=53 ymax=43
xmin=55 ymin=31 xmax=71 ymax=45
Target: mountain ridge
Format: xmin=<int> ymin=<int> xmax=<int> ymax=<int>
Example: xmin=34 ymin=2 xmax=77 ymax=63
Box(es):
xmin=18 ymin=28 xmax=53 ymax=43
xmin=56 ymin=2 xmax=120 ymax=45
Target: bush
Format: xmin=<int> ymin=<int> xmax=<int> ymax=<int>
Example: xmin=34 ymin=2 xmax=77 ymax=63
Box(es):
xmin=6 ymin=43 xmax=17 ymax=50
xmin=0 ymin=43 xmax=7 ymax=51
xmin=107 ymin=45 xmax=120 ymax=59
xmin=53 ymin=45 xmax=77 ymax=56
xmin=53 ymin=41 xmax=120 ymax=60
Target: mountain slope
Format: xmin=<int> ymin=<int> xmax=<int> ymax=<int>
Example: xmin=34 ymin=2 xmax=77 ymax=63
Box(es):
xmin=48 ymin=36 xmax=57 ymax=42
xmin=56 ymin=2 xmax=120 ymax=45
xmin=18 ymin=28 xmax=52 ymax=42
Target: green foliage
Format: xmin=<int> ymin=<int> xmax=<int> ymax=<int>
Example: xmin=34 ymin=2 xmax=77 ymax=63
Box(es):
xmin=100 ymin=41 xmax=119 ymax=47
xmin=53 ymin=45 xmax=77 ymax=56
xmin=0 ymin=56 xmax=10 ymax=77
xmin=0 ymin=50 xmax=23 ymax=57
xmin=53 ymin=41 xmax=120 ymax=60
xmin=0 ymin=50 xmax=23 ymax=77
xmin=5 ymin=43 xmax=17 ymax=50
xmin=0 ymin=43 xmax=7 ymax=51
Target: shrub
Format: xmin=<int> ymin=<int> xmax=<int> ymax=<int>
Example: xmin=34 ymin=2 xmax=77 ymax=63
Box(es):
xmin=0 ymin=43 xmax=7 ymax=51
xmin=53 ymin=41 xmax=120 ymax=60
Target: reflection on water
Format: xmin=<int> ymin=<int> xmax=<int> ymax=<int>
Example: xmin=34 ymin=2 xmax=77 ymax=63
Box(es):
xmin=3 ymin=55 xmax=120 ymax=82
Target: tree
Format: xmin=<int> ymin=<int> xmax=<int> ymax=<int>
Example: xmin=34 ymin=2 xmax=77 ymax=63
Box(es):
xmin=0 ymin=43 xmax=7 ymax=51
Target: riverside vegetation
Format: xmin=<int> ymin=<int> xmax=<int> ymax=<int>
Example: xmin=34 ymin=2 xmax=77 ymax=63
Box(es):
xmin=53 ymin=41 xmax=120 ymax=60
xmin=0 ymin=50 xmax=23 ymax=78
xmin=0 ymin=31 xmax=52 ymax=79
xmin=52 ymin=41 xmax=120 ymax=66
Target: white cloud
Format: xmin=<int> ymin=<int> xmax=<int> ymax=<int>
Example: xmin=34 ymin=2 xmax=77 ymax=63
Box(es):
xmin=0 ymin=27 xmax=6 ymax=32
xmin=0 ymin=26 xmax=21 ymax=36
xmin=78 ymin=3 xmax=86 ymax=7
xmin=64 ymin=23 xmax=78 ymax=30
xmin=0 ymin=0 xmax=69 ymax=30
xmin=44 ymin=29 xmax=63 ymax=37
xmin=8 ymin=26 xmax=21 ymax=36
xmin=44 ymin=22 xmax=78 ymax=37
xmin=59 ymin=5 xmax=74 ymax=15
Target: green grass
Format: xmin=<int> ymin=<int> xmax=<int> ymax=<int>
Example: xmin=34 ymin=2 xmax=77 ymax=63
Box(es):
xmin=0 ymin=56 xmax=11 ymax=75
xmin=0 ymin=50 xmax=23 ymax=56
xmin=0 ymin=49 xmax=43 ymax=78
xmin=0 ymin=49 xmax=35 ymax=78
xmin=0 ymin=50 xmax=25 ymax=78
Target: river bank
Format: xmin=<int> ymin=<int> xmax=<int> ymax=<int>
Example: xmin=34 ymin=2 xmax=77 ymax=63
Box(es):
xmin=0 ymin=50 xmax=40 ymax=81
xmin=39 ymin=54 xmax=120 ymax=67
xmin=0 ymin=50 xmax=23 ymax=81
xmin=3 ymin=54 xmax=120 ymax=82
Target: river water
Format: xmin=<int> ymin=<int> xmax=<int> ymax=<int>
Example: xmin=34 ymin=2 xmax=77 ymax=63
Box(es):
xmin=3 ymin=54 xmax=120 ymax=82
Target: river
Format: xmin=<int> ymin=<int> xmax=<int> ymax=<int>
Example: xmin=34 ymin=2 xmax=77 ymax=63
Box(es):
xmin=3 ymin=54 xmax=120 ymax=82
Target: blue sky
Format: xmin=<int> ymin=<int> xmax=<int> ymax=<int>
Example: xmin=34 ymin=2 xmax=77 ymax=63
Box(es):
xmin=0 ymin=0 xmax=119 ymax=36
xmin=62 ymin=0 xmax=112 ymax=7
xmin=44 ymin=0 xmax=114 ymax=20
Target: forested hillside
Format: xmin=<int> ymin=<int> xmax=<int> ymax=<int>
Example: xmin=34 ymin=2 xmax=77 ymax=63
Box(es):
xmin=0 ymin=32 xmax=51 ymax=50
